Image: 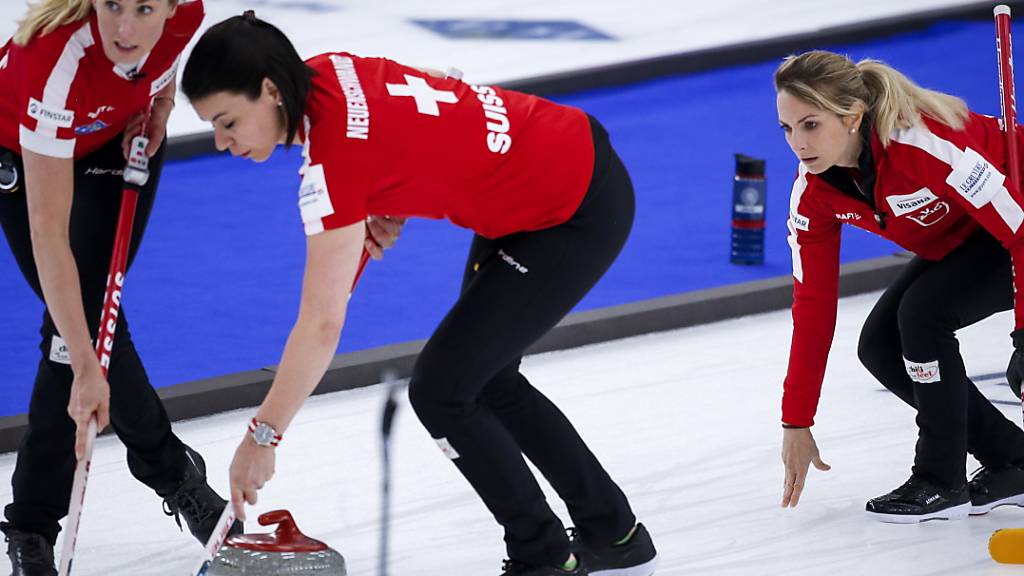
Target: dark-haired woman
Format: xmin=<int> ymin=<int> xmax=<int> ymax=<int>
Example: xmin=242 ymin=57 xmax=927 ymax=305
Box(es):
xmin=0 ymin=1 xmax=241 ymax=573
xmin=182 ymin=12 xmax=657 ymax=576
xmin=775 ymin=50 xmax=1024 ymax=523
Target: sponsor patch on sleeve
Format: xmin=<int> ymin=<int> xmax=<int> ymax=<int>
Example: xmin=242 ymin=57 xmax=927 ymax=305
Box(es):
xmin=904 ymin=357 xmax=941 ymax=383
xmin=790 ymin=212 xmax=810 ymax=231
xmin=27 ymin=98 xmax=74 ymax=128
xmin=149 ymin=57 xmax=179 ymax=96
xmin=297 ymin=163 xmax=335 ymax=234
xmin=946 ymin=147 xmax=1004 ymax=209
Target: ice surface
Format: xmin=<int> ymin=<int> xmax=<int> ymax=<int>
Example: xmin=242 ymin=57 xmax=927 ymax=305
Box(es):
xmin=5 ymin=292 xmax=1023 ymax=575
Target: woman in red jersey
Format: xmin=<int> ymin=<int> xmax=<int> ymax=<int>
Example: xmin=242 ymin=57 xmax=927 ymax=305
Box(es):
xmin=182 ymin=12 xmax=657 ymax=576
xmin=0 ymin=1 xmax=240 ymax=573
xmin=775 ymin=50 xmax=1024 ymax=524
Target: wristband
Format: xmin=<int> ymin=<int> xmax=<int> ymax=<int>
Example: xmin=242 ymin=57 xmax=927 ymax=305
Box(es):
xmin=153 ymin=95 xmax=176 ymax=109
xmin=248 ymin=417 xmax=282 ymax=447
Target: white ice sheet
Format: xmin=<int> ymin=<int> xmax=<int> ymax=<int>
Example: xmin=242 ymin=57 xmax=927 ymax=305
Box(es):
xmin=5 ymin=292 xmax=1024 ymax=575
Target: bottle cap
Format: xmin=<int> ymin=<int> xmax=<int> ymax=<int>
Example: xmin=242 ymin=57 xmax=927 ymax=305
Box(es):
xmin=735 ymin=154 xmax=766 ymax=177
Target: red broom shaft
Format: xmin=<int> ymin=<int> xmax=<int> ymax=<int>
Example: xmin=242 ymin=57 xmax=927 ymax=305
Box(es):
xmin=95 ymin=189 xmax=138 ymax=376
xmin=997 ymin=5 xmax=1020 ymax=187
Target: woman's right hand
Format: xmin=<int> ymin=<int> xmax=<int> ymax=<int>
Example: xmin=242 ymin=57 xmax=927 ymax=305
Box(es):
xmin=364 ymin=215 xmax=406 ymax=260
xmin=68 ymin=362 xmax=110 ymax=460
xmin=781 ymin=426 xmax=830 ymax=508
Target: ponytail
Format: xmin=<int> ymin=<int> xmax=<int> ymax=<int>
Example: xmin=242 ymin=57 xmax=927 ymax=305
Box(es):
xmin=14 ymin=0 xmax=92 ymax=46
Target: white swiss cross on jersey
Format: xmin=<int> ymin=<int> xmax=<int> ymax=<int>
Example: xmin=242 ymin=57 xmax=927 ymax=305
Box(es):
xmin=385 ymin=75 xmax=457 ymax=116
xmin=298 ymin=52 xmax=596 ymax=240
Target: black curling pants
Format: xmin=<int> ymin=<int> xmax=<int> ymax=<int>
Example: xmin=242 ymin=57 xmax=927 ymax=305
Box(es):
xmin=0 ymin=137 xmax=188 ymax=545
xmin=858 ymin=230 xmax=1024 ymax=489
xmin=408 ymin=117 xmax=637 ymax=567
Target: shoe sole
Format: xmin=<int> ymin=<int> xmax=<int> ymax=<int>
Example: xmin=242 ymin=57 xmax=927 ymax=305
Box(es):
xmin=865 ymin=501 xmax=970 ymax=524
xmin=589 ymin=555 xmax=658 ymax=576
xmin=970 ymin=494 xmax=1024 ymax=515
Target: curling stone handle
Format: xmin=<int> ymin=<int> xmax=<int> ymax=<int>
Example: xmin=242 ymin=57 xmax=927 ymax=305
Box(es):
xmin=258 ymin=509 xmax=295 ymax=527
xmin=258 ymin=510 xmax=312 ymax=544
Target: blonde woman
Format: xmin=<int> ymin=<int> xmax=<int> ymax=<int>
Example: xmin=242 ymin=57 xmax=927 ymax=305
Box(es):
xmin=775 ymin=50 xmax=1024 ymax=523
xmin=0 ymin=1 xmax=245 ymax=573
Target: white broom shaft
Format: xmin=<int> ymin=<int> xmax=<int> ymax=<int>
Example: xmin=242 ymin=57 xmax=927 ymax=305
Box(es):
xmin=57 ymin=418 xmax=96 ymax=576
xmin=188 ymin=506 xmax=239 ymax=576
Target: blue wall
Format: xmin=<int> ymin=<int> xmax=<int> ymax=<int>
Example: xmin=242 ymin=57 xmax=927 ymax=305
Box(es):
xmin=0 ymin=19 xmax=1009 ymax=417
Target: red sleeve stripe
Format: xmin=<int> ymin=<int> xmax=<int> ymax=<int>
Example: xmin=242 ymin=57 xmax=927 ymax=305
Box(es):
xmin=786 ymin=164 xmax=811 ymax=283
xmin=19 ymin=22 xmax=93 ymax=158
xmin=892 ymin=124 xmax=1024 ymax=233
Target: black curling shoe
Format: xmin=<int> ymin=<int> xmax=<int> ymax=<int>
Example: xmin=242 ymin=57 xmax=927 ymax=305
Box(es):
xmin=865 ymin=474 xmax=970 ymax=523
xmin=5 ymin=529 xmax=56 ymax=576
xmin=570 ymin=523 xmax=657 ymax=576
xmin=969 ymin=464 xmax=1024 ymax=515
xmin=159 ymin=446 xmax=243 ymax=544
xmin=500 ymin=557 xmax=587 ymax=575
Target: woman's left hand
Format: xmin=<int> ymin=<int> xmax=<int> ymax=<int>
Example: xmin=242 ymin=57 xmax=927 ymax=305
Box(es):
xmin=229 ymin=436 xmax=276 ymax=522
xmin=781 ymin=427 xmax=830 ymax=507
xmin=365 ymin=215 xmax=406 ymax=260
xmin=121 ymin=96 xmax=174 ymax=159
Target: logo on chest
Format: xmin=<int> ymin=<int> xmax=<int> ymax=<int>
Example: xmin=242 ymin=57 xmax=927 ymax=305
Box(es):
xmin=27 ymin=98 xmax=74 ymax=128
xmin=74 ymin=105 xmax=116 ymax=135
xmin=88 ymin=106 xmax=115 ymax=119
xmin=74 ymin=120 xmax=110 ymax=135
xmin=885 ymin=188 xmax=949 ymax=227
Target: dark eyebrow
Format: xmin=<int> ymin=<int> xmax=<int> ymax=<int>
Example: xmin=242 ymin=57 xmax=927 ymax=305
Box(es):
xmin=211 ymin=112 xmax=226 ymax=123
xmin=779 ymin=114 xmax=817 ymax=127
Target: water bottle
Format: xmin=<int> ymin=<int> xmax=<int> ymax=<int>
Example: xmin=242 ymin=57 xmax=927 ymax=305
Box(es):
xmin=730 ymin=154 xmax=766 ymax=265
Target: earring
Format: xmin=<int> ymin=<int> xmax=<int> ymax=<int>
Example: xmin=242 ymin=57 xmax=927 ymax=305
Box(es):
xmin=850 ymin=127 xmax=857 ymax=134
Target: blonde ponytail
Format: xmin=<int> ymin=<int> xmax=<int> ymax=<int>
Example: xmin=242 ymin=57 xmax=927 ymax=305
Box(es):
xmin=775 ymin=50 xmax=969 ymax=146
xmin=13 ymin=0 xmax=93 ymax=46
xmin=856 ymin=59 xmax=968 ymax=144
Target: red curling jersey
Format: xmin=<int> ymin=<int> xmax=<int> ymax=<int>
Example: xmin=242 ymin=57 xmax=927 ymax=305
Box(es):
xmin=783 ymin=112 xmax=1024 ymax=427
xmin=297 ymin=53 xmax=594 ymax=239
xmin=0 ymin=0 xmax=203 ymax=159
